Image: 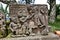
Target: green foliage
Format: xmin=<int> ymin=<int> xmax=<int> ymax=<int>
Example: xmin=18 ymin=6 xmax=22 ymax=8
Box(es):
xmin=56 ymin=4 xmax=60 ymax=15
xmin=55 ymin=4 xmax=60 ymax=20
xmin=47 ymin=0 xmax=56 ymax=5
xmin=0 ymin=4 xmax=4 ymax=13
xmin=49 ymin=15 xmax=60 ymax=32
xmin=0 ymin=4 xmax=8 ymax=14
xmin=25 ymin=0 xmax=35 ymax=4
xmin=25 ymin=0 xmax=32 ymax=4
xmin=0 ymin=30 xmax=3 ymax=38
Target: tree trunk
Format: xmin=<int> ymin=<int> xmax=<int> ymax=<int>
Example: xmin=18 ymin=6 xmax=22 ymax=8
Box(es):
xmin=49 ymin=0 xmax=56 ymax=23
xmin=0 ymin=0 xmax=16 ymax=4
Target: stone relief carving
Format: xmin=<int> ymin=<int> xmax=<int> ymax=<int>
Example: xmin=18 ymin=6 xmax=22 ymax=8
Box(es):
xmin=0 ymin=10 xmax=6 ymax=37
xmin=9 ymin=4 xmax=48 ymax=37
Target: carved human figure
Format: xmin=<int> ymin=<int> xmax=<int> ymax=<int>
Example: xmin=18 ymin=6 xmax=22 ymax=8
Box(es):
xmin=15 ymin=22 xmax=22 ymax=35
xmin=9 ymin=15 xmax=22 ymax=35
xmin=17 ymin=9 xmax=30 ymax=35
xmin=28 ymin=6 xmax=41 ymax=27
xmin=28 ymin=20 xmax=37 ymax=35
xmin=39 ymin=6 xmax=48 ymax=26
xmin=9 ymin=22 xmax=17 ymax=35
xmin=27 ymin=6 xmax=38 ymax=35
xmin=28 ymin=6 xmax=48 ymax=35
xmin=0 ymin=12 xmax=6 ymax=36
xmin=38 ymin=6 xmax=48 ymax=35
xmin=17 ymin=7 xmax=36 ymax=35
xmin=22 ymin=22 xmax=29 ymax=36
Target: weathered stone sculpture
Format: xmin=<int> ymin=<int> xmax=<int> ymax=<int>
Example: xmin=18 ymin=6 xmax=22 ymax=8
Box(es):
xmin=9 ymin=15 xmax=22 ymax=35
xmin=0 ymin=10 xmax=6 ymax=37
xmin=9 ymin=4 xmax=49 ymax=37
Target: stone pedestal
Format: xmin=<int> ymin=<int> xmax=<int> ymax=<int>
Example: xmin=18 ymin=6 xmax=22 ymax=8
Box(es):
xmin=0 ymin=33 xmax=59 ymax=40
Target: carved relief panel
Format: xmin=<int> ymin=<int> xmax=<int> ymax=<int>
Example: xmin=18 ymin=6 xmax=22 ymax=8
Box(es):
xmin=9 ymin=4 xmax=48 ymax=36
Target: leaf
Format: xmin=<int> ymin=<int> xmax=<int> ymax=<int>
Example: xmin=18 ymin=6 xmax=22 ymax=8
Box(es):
xmin=0 ymin=4 xmax=4 ymax=12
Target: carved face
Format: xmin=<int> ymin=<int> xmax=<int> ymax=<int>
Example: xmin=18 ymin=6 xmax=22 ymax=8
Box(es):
xmin=0 ymin=13 xmax=3 ymax=20
xmin=18 ymin=9 xmax=28 ymax=22
xmin=40 ymin=6 xmax=48 ymax=15
xmin=11 ymin=15 xmax=18 ymax=23
xmin=28 ymin=6 xmax=35 ymax=13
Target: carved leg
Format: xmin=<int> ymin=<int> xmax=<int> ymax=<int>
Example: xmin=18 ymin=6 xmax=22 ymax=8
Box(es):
xmin=22 ymin=25 xmax=27 ymax=36
xmin=29 ymin=28 xmax=35 ymax=36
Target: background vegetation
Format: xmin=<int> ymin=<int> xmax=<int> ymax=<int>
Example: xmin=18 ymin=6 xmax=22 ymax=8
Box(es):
xmin=49 ymin=4 xmax=60 ymax=32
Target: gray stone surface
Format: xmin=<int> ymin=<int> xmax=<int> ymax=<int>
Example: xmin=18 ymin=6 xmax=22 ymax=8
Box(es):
xmin=0 ymin=33 xmax=59 ymax=40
